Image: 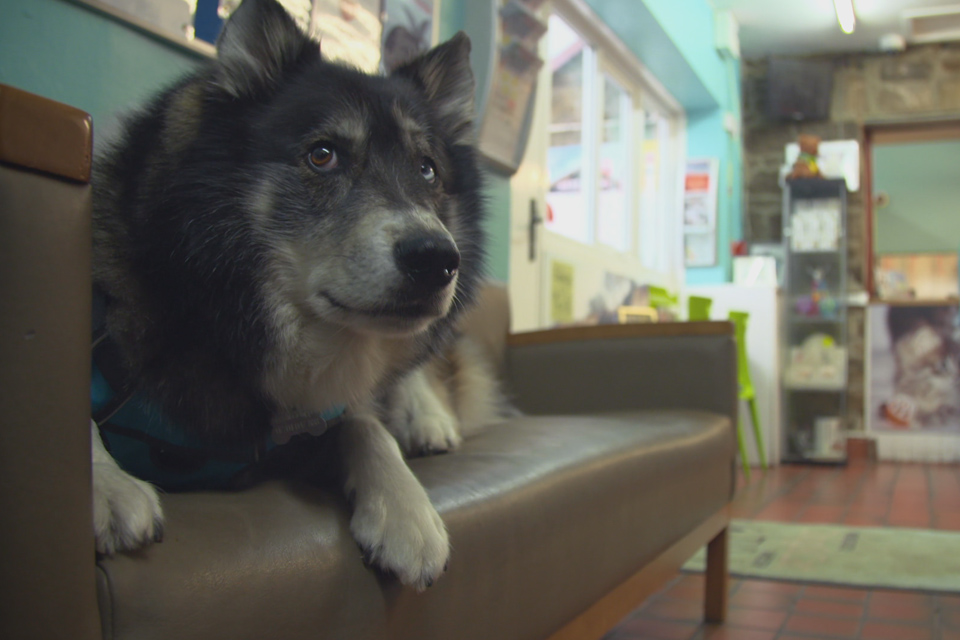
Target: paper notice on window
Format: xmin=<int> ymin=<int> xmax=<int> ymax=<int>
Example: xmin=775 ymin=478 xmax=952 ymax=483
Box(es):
xmin=550 ymin=260 xmax=574 ymax=325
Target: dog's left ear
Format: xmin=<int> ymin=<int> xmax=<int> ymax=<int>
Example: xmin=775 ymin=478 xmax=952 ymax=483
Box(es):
xmin=215 ymin=0 xmax=317 ymax=98
xmin=394 ymin=32 xmax=475 ymax=144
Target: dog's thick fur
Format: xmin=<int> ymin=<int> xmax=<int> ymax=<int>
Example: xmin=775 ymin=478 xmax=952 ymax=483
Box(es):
xmin=91 ymin=0 xmax=495 ymax=589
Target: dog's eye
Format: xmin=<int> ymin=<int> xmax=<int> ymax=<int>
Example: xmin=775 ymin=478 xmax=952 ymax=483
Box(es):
xmin=308 ymin=145 xmax=339 ymax=171
xmin=420 ymin=158 xmax=437 ymax=183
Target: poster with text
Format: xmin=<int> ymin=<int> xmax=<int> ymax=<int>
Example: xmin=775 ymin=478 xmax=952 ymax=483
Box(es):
xmin=683 ymin=158 xmax=719 ymax=267
xmin=683 ymin=158 xmax=719 ymax=231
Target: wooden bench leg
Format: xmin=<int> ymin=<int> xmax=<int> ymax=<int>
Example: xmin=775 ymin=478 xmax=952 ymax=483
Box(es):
xmin=704 ymin=525 xmax=728 ymax=623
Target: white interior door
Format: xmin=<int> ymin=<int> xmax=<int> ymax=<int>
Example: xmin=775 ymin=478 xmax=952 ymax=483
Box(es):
xmin=507 ymin=39 xmax=551 ymax=332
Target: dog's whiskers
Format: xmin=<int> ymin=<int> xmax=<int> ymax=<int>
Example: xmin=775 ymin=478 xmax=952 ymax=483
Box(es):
xmin=451 ymin=293 xmax=467 ymax=315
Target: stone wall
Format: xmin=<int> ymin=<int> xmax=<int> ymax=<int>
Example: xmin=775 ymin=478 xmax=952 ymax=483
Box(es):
xmin=742 ymin=42 xmax=960 ymax=433
xmin=744 ymin=43 xmax=960 ymax=273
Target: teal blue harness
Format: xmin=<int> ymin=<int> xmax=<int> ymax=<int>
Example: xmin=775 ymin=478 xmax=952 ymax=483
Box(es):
xmin=92 ymin=292 xmax=344 ymax=491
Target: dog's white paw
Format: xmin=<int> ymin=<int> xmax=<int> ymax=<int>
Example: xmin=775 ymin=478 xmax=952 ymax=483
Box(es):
xmin=388 ymin=368 xmax=462 ymax=456
xmin=342 ymin=415 xmax=451 ymax=590
xmin=92 ymin=462 xmax=164 ymax=555
xmin=401 ymin=405 xmax=462 ymax=456
xmin=349 ymin=480 xmax=450 ymax=591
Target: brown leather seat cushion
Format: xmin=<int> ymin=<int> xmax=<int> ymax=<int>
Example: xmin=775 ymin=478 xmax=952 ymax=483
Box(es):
xmin=97 ymin=410 xmax=734 ymax=640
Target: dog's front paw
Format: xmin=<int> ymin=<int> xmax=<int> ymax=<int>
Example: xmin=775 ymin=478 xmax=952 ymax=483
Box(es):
xmin=350 ymin=485 xmax=450 ymax=591
xmin=93 ymin=462 xmax=164 ymax=555
xmin=387 ymin=368 xmax=462 ymax=456
xmin=403 ymin=406 xmax=462 ymax=456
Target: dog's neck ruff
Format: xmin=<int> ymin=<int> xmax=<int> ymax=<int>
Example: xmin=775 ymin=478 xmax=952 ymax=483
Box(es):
xmin=91 ymin=291 xmax=345 ymax=491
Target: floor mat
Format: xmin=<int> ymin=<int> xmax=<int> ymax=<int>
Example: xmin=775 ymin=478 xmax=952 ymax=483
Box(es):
xmin=683 ymin=519 xmax=960 ymax=593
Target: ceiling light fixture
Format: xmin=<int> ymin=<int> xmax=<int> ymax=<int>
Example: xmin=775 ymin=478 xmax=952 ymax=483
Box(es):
xmin=834 ymin=0 xmax=857 ymax=34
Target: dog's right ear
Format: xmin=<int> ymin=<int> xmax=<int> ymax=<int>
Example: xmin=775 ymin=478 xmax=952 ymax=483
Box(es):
xmin=393 ymin=32 xmax=475 ymax=145
xmin=214 ymin=0 xmax=317 ymax=98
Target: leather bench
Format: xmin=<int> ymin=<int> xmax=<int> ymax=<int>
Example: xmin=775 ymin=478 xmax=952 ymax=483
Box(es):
xmin=1 ymin=85 xmax=736 ymax=640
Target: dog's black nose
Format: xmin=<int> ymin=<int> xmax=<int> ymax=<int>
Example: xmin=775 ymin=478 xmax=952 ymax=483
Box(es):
xmin=394 ymin=233 xmax=460 ymax=291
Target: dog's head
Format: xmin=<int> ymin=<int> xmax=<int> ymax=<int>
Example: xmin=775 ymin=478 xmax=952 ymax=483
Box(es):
xmin=206 ymin=0 xmax=483 ymax=338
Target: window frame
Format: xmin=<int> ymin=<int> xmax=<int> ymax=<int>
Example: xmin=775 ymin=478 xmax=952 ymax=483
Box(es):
xmin=595 ymin=65 xmax=636 ymax=253
xmin=545 ymin=0 xmax=687 ymax=283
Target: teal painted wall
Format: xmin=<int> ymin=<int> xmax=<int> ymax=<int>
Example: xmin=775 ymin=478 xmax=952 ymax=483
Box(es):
xmin=685 ymin=109 xmax=730 ymax=285
xmin=437 ymin=0 xmax=464 ymax=42
xmin=684 ymin=50 xmax=742 ymax=285
xmin=0 ymin=0 xmax=204 ymax=129
xmin=476 ymin=177 xmax=512 ymax=283
xmin=583 ymin=0 xmax=719 ymax=110
xmin=873 ymin=140 xmax=960 ymax=255
xmin=439 ymin=0 xmax=511 ymax=283
xmin=632 ymin=0 xmax=727 ymax=107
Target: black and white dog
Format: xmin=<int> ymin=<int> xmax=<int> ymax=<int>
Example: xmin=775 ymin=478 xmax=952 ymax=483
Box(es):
xmin=91 ymin=0 xmax=497 ymax=590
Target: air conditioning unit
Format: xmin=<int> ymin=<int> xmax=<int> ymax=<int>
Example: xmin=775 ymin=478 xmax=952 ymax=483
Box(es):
xmin=903 ymin=4 xmax=960 ymax=43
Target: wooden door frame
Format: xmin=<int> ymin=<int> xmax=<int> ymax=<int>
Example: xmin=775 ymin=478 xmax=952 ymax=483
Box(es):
xmin=862 ymin=120 xmax=960 ymax=298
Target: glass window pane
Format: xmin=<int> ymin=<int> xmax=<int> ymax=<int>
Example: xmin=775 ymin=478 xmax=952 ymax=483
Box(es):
xmin=546 ymin=15 xmax=590 ymax=243
xmin=597 ymin=76 xmax=629 ymax=252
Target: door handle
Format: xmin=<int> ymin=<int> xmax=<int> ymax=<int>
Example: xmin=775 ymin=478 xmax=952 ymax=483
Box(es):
xmin=529 ymin=199 xmax=543 ymax=262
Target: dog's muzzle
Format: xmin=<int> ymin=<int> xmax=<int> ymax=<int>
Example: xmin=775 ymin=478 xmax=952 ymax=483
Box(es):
xmin=393 ymin=232 xmax=460 ymax=294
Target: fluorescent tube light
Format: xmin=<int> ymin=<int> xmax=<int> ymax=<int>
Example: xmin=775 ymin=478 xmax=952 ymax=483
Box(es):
xmin=834 ymin=0 xmax=857 ymax=34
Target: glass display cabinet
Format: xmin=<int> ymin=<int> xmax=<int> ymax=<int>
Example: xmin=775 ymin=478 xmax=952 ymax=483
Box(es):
xmin=781 ymin=178 xmax=848 ymax=463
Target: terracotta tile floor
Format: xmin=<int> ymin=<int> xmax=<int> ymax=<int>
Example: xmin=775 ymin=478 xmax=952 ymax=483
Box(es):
xmin=604 ymin=462 xmax=960 ymax=640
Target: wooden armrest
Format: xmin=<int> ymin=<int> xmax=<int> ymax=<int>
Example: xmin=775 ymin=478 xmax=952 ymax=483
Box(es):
xmin=507 ymin=321 xmax=733 ymax=348
xmin=0 ymin=84 xmax=93 ymax=182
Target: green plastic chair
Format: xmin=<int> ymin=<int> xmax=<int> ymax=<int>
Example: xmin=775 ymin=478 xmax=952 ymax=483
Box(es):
xmin=688 ymin=295 xmax=713 ymax=321
xmin=728 ymin=310 xmax=767 ymax=480
xmin=648 ymin=285 xmax=679 ymax=310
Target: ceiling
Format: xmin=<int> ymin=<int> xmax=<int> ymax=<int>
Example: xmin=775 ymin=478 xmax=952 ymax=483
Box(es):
xmin=712 ymin=0 xmax=959 ymax=58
